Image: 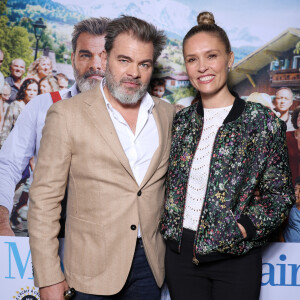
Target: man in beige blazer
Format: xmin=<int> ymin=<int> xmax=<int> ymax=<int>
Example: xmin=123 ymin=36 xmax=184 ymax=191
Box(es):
xmin=28 ymin=16 xmax=175 ymax=300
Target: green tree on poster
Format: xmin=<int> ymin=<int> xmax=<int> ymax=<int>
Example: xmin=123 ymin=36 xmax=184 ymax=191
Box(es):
xmin=294 ymin=41 xmax=300 ymax=55
xmin=0 ymin=0 xmax=33 ymax=77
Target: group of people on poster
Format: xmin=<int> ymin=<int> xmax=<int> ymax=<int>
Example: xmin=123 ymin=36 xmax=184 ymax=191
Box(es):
xmin=0 ymin=53 xmax=69 ymax=232
xmin=246 ymin=87 xmax=300 ymax=243
xmin=0 ymin=9 xmax=298 ymax=300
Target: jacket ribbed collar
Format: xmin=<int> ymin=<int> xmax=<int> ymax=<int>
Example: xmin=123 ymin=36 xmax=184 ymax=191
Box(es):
xmin=195 ymin=91 xmax=246 ymax=124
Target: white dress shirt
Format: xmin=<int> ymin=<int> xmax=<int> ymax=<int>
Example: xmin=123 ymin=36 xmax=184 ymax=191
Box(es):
xmin=0 ymin=84 xmax=78 ymax=213
xmin=100 ymin=80 xmax=159 ymax=236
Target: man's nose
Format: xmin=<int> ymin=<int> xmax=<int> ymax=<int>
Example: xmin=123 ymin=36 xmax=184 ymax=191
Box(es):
xmin=89 ymin=55 xmax=102 ymax=71
xmin=126 ymin=63 xmax=140 ymax=78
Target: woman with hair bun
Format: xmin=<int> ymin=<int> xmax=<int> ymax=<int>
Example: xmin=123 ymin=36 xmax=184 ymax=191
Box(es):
xmin=160 ymin=11 xmax=295 ymax=300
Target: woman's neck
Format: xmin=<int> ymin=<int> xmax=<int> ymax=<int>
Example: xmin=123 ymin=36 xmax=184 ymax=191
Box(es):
xmin=201 ymin=87 xmax=235 ymax=109
xmin=18 ymin=98 xmax=28 ymax=104
xmin=294 ymin=128 xmax=300 ymax=138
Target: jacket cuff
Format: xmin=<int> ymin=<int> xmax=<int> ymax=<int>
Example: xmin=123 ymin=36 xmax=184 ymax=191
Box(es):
xmin=237 ymin=214 xmax=256 ymax=240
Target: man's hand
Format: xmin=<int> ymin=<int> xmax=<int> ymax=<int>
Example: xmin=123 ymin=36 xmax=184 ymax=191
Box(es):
xmin=0 ymin=206 xmax=14 ymax=236
xmin=39 ymin=280 xmax=69 ymax=300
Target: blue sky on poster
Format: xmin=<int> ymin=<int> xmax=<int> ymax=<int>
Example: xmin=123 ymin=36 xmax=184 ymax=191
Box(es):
xmin=54 ymin=0 xmax=300 ymax=48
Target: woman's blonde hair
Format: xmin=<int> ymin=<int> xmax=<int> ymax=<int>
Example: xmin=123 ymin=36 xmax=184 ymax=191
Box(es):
xmin=27 ymin=56 xmax=52 ymax=78
xmin=38 ymin=75 xmax=59 ymax=94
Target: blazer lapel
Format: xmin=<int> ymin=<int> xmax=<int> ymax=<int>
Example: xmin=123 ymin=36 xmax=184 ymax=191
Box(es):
xmin=140 ymin=97 xmax=168 ymax=189
xmin=83 ymin=86 xmax=136 ymax=182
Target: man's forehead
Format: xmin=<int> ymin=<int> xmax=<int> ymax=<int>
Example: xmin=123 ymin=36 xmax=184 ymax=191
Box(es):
xmin=276 ymin=89 xmax=293 ymax=98
xmin=113 ymin=32 xmax=153 ymax=48
xmin=76 ymin=33 xmax=106 ymax=52
xmin=2 ymin=86 xmax=10 ymax=93
xmin=12 ymin=59 xmax=25 ymax=67
xmin=111 ymin=33 xmax=154 ymax=60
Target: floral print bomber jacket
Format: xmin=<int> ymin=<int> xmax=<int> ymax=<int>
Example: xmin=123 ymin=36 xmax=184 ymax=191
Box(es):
xmin=160 ymin=92 xmax=295 ymax=261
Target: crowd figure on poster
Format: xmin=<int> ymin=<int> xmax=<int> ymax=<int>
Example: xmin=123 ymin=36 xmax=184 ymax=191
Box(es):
xmin=0 ymin=50 xmax=68 ymax=233
xmin=246 ymin=88 xmax=300 ymax=242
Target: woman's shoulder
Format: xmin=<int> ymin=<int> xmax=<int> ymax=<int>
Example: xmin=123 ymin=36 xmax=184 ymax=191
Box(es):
xmin=244 ymin=100 xmax=275 ymax=116
xmin=173 ymin=103 xmax=197 ymax=123
xmin=244 ymin=101 xmax=285 ymax=130
xmin=7 ymin=100 xmax=22 ymax=110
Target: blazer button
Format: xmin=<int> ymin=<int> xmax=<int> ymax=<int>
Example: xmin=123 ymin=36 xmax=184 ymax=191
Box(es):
xmin=137 ymin=190 xmax=142 ymax=196
xmin=131 ymin=225 xmax=137 ymax=230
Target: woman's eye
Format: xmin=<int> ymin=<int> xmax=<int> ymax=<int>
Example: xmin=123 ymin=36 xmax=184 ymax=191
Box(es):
xmin=186 ymin=58 xmax=196 ymax=63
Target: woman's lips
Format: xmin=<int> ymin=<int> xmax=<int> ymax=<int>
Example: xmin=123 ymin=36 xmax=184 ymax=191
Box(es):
xmin=198 ymin=75 xmax=215 ymax=83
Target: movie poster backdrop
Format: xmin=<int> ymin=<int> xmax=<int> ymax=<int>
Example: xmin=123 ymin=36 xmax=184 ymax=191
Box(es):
xmin=0 ymin=0 xmax=300 ymax=299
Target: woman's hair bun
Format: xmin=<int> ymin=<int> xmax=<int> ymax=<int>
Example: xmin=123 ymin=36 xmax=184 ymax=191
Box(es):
xmin=197 ymin=11 xmax=215 ymax=25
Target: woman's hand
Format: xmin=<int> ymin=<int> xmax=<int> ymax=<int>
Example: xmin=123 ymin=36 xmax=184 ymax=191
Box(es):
xmin=237 ymin=223 xmax=247 ymax=239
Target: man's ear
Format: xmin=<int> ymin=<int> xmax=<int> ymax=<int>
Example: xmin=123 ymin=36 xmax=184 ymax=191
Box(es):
xmin=71 ymin=52 xmax=75 ymax=69
xmin=101 ymin=51 xmax=108 ymax=72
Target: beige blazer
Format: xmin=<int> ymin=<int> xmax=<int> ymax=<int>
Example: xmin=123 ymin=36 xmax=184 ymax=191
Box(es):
xmin=28 ymin=85 xmax=175 ymax=295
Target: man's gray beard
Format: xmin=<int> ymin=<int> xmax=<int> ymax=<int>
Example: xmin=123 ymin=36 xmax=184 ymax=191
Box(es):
xmin=105 ymin=65 xmax=149 ymax=105
xmin=73 ymin=67 xmax=103 ymax=93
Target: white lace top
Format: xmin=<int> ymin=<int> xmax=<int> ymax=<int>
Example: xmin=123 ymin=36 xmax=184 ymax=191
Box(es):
xmin=183 ymin=105 xmax=232 ymax=231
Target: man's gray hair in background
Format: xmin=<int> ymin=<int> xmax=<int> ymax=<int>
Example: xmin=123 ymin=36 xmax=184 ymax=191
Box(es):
xmin=104 ymin=15 xmax=166 ymax=63
xmin=71 ymin=17 xmax=111 ymax=53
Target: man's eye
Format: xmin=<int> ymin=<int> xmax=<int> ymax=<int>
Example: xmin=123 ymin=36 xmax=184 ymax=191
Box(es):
xmin=140 ymin=63 xmax=150 ymax=68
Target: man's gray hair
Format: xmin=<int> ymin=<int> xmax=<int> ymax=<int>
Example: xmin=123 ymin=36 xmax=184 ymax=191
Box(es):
xmin=72 ymin=17 xmax=110 ymax=53
xmin=105 ymin=15 xmax=166 ymax=63
xmin=11 ymin=58 xmax=25 ymax=66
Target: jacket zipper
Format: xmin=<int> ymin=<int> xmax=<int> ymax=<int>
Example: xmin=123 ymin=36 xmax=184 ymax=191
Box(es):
xmin=178 ymin=122 xmax=203 ymax=253
xmin=192 ymin=125 xmax=223 ymax=264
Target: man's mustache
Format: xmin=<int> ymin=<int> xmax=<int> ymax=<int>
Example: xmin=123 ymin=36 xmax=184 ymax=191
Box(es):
xmin=120 ymin=77 xmax=142 ymax=86
xmin=84 ymin=70 xmax=105 ymax=79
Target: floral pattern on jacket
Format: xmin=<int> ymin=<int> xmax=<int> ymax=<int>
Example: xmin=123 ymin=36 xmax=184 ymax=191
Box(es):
xmin=160 ymin=94 xmax=295 ymax=257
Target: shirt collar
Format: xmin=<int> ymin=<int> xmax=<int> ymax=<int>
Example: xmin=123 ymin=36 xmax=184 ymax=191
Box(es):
xmin=61 ymin=83 xmax=80 ymax=99
xmin=6 ymin=76 xmax=18 ymax=89
xmin=100 ymin=78 xmax=154 ymax=114
xmin=70 ymin=83 xmax=80 ymax=97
